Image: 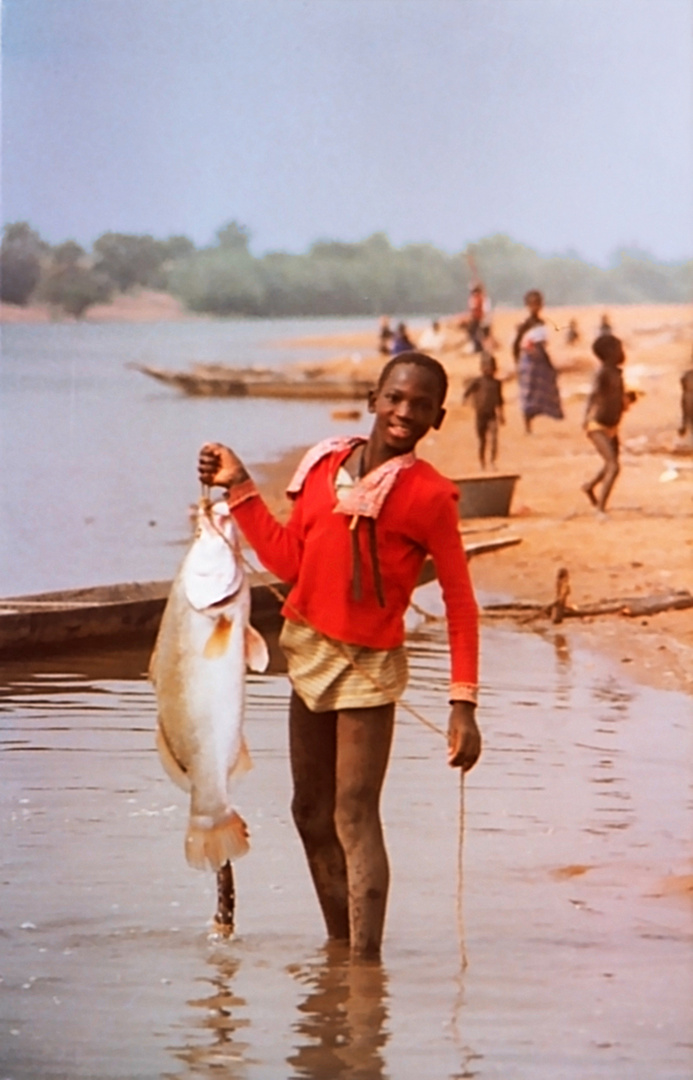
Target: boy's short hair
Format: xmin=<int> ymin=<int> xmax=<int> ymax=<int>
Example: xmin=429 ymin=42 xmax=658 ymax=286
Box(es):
xmin=592 ymin=333 xmax=623 ymax=364
xmin=377 ymin=351 xmax=448 ymax=405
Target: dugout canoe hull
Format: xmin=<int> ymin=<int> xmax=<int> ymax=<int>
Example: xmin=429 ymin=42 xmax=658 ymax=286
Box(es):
xmin=132 ymin=363 xmax=373 ymax=400
xmin=0 ymin=537 xmax=519 ymax=660
xmin=0 ymin=578 xmax=288 ymax=660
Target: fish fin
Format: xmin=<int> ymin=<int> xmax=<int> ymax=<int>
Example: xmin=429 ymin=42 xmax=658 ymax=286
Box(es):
xmin=155 ymin=725 xmax=191 ymax=792
xmin=245 ymin=624 xmax=269 ymax=672
xmin=228 ymin=737 xmax=253 ymax=782
xmin=203 ymin=614 xmax=233 ymax=659
xmin=185 ymin=811 xmax=250 ymax=871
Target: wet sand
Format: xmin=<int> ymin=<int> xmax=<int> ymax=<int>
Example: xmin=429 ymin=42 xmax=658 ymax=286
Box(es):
xmin=1 ymin=590 xmax=691 ymax=1079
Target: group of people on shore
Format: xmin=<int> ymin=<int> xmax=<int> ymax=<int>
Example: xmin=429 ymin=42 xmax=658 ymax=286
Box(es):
xmin=464 ymin=287 xmax=638 ymax=513
xmin=379 ymin=286 xmax=649 ymax=514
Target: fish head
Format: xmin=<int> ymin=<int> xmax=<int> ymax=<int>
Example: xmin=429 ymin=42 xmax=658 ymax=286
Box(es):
xmin=182 ymin=499 xmax=245 ymax=611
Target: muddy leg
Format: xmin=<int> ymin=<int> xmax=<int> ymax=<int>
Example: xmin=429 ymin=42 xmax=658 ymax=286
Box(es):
xmin=587 ymin=429 xmax=620 ymax=511
xmin=214 ymin=861 xmax=235 ymax=932
xmin=583 ymin=430 xmax=607 ymax=505
xmin=488 ymin=416 xmax=499 ymax=468
xmin=289 ymin=691 xmax=350 ymax=942
xmin=476 ymin=415 xmax=487 ymax=469
xmin=334 ymin=704 xmax=395 ymax=959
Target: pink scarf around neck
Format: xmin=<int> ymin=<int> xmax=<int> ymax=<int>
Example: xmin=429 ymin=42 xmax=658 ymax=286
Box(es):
xmin=286 ymin=436 xmax=416 ymax=519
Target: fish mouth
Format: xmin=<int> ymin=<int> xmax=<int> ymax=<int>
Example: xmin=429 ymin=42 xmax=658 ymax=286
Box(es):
xmin=207 ymin=590 xmax=240 ymax=609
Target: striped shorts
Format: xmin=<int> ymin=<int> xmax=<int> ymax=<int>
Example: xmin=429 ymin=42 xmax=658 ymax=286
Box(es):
xmin=279 ymin=618 xmax=408 ymax=714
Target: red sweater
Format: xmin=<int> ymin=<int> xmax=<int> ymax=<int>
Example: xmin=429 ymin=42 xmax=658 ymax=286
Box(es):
xmin=231 ymin=448 xmax=479 ymax=701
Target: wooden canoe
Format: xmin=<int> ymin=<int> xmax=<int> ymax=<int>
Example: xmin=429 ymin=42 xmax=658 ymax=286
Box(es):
xmin=131 ymin=362 xmax=374 ymax=400
xmin=0 ymin=537 xmax=520 ymax=660
xmin=0 ymin=576 xmax=287 ymax=660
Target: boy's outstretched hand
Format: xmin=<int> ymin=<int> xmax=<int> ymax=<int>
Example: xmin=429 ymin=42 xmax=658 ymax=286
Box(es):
xmin=447 ymin=702 xmax=482 ymax=771
xmin=198 ymin=442 xmax=249 ymax=490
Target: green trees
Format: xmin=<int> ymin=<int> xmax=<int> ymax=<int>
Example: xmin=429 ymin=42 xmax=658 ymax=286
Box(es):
xmin=167 ymin=222 xmax=265 ymax=315
xmin=0 ymin=222 xmax=46 ymax=305
xmin=1 ymin=219 xmax=690 ymax=317
xmin=92 ymin=232 xmax=170 ymax=291
xmin=38 ymin=241 xmax=113 ymax=318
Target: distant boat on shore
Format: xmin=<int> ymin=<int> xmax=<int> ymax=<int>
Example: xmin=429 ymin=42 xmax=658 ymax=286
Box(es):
xmin=130 ymin=362 xmax=374 ymax=400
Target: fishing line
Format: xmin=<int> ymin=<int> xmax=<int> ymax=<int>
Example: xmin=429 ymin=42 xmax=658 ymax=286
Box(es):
xmin=200 ymin=489 xmax=469 ymax=967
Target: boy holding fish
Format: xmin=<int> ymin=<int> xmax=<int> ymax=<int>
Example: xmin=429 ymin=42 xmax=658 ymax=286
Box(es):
xmin=198 ymin=351 xmax=481 ymax=958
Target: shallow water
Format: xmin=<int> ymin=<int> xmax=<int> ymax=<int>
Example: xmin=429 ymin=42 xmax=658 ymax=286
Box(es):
xmin=1 ymin=590 xmax=691 ymax=1079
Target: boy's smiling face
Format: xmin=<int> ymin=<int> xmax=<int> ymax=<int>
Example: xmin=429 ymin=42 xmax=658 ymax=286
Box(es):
xmin=368 ymin=362 xmax=446 ymax=456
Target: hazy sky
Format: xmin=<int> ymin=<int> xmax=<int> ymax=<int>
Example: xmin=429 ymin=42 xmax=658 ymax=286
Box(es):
xmin=2 ymin=0 xmax=691 ymax=265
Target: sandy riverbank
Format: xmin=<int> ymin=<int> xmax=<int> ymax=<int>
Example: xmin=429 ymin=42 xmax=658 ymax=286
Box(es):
xmin=5 ymin=293 xmax=690 ymax=694
xmin=261 ymin=303 xmax=693 ymax=697
xmin=0 ymin=289 xmax=199 ymax=323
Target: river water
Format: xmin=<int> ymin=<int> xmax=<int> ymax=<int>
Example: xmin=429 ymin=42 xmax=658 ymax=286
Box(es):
xmin=0 ymin=317 xmax=381 ymax=596
xmin=1 ymin=606 xmax=691 ymax=1079
xmin=1 ymin=320 xmax=691 ymax=1078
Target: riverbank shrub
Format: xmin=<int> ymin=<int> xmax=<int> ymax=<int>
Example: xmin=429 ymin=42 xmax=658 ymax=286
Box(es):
xmin=3 ymin=221 xmax=691 ymax=316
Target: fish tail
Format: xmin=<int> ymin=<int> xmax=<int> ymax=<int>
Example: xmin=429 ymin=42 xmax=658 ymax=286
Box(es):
xmin=185 ymin=811 xmax=250 ymax=871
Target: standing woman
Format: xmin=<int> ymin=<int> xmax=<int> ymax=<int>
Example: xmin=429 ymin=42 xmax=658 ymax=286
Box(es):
xmin=512 ymin=288 xmax=545 ymax=363
xmin=513 ymin=290 xmax=563 ymax=434
xmin=198 ymin=352 xmax=481 ymax=958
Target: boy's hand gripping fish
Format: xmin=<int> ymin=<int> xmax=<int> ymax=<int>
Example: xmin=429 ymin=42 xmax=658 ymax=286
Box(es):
xmin=149 ymin=498 xmax=269 ymax=871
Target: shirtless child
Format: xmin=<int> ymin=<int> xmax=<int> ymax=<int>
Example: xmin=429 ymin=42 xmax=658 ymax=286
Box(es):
xmin=582 ymin=333 xmax=636 ymax=516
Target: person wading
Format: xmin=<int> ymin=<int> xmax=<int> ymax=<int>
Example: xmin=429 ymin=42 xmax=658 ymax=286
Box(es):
xmin=198 ymin=352 xmax=481 ymax=958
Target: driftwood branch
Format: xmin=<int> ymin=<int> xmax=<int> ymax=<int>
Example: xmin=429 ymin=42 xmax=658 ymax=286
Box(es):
xmin=483 ymin=568 xmax=693 ymax=623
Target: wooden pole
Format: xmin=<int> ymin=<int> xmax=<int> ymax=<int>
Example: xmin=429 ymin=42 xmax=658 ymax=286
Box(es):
xmin=214 ymin=862 xmax=236 ymax=933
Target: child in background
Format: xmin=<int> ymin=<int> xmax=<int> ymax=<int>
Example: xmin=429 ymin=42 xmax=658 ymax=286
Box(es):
xmin=678 ymin=359 xmax=693 ymax=445
xmin=390 ymin=321 xmax=416 ymax=355
xmin=582 ymin=333 xmax=636 ymax=516
xmin=462 ymin=353 xmax=505 ymax=470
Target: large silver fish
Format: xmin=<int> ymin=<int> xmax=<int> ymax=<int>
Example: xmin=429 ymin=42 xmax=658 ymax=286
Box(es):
xmin=150 ymin=498 xmax=269 ymax=871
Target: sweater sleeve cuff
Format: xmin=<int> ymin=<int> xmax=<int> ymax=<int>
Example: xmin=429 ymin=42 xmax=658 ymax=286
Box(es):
xmin=449 ymin=682 xmax=478 ymax=705
xmin=225 ymin=478 xmax=259 ymax=510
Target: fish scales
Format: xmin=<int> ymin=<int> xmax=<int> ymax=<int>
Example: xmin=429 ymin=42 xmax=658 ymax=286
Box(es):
xmin=150 ymin=498 xmax=269 ymax=871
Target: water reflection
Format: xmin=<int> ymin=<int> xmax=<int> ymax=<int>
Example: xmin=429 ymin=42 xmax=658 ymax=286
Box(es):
xmin=1 ymin=619 xmax=691 ymax=1079
xmin=551 ymin=631 xmax=574 ymax=709
xmin=584 ymin=674 xmax=636 ymax=835
xmin=287 ymin=945 xmax=389 ymax=1080
xmin=169 ymin=950 xmax=250 ymax=1077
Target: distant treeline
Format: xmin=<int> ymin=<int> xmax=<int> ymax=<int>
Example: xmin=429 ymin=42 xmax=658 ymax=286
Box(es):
xmin=2 ymin=220 xmax=691 ymax=319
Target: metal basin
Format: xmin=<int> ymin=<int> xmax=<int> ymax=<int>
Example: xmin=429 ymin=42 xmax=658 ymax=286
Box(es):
xmin=452 ymin=473 xmax=520 ymax=518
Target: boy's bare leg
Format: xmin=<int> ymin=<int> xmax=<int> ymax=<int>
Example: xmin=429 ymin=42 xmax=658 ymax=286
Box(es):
xmin=334 ymin=704 xmax=395 ymax=958
xmin=475 ymin=416 xmax=485 ymax=469
xmin=289 ymin=691 xmax=350 ymax=942
xmin=585 ymin=430 xmax=620 ymax=511
xmin=488 ymin=417 xmax=499 ymax=468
